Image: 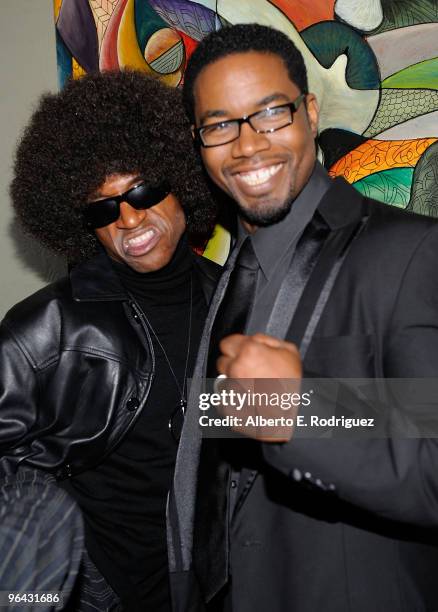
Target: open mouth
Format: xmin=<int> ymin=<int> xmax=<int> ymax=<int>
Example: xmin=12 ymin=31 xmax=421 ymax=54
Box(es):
xmin=123 ymin=228 xmax=160 ymax=256
xmin=237 ymin=163 xmax=283 ymax=187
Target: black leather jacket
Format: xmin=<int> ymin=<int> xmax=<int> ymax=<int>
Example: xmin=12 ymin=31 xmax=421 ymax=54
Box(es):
xmin=0 ymin=250 xmax=219 ymax=480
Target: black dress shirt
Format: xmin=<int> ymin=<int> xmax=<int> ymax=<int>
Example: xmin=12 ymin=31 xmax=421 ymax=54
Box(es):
xmin=242 ymin=162 xmax=331 ymax=336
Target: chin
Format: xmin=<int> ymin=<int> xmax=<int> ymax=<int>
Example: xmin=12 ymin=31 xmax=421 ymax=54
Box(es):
xmin=239 ymin=197 xmax=293 ymax=227
xmin=138 ymin=253 xmax=174 ymax=273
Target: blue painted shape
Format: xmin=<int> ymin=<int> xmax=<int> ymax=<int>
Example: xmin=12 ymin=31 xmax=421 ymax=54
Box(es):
xmin=301 ymin=21 xmax=380 ymax=90
xmin=55 ymin=29 xmax=72 ymax=89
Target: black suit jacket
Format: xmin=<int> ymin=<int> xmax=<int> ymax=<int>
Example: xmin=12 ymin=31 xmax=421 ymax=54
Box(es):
xmin=191 ymin=178 xmax=438 ymax=612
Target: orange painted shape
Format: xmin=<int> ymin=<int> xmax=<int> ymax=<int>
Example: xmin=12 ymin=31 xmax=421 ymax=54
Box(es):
xmin=53 ymin=0 xmax=62 ymax=21
xmin=329 ymin=138 xmax=438 ymax=183
xmin=268 ymin=0 xmax=335 ymax=31
xmin=144 ymin=28 xmax=182 ymax=63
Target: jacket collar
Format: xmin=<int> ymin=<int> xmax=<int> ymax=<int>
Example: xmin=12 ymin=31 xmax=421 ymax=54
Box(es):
xmin=70 ymin=248 xmax=222 ymax=303
xmin=70 ymin=250 xmax=127 ymax=302
xmin=317 ymin=176 xmax=366 ymax=230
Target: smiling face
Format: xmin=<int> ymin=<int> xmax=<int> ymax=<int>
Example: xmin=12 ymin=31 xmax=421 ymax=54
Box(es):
xmin=192 ymin=51 xmax=319 ymax=231
xmin=90 ymin=173 xmax=186 ymax=273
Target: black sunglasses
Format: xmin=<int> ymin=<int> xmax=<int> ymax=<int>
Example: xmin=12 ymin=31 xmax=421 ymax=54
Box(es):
xmin=83 ymin=180 xmax=171 ymax=229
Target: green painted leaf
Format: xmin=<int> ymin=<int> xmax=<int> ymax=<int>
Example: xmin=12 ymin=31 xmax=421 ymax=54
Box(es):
xmin=382 ymin=57 xmax=438 ymax=89
xmin=353 ymin=168 xmax=414 ymax=207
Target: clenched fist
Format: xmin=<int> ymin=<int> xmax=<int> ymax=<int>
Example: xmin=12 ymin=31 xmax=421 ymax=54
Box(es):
xmin=217 ymin=333 xmax=302 ymax=379
xmin=215 ymin=333 xmax=302 ymax=442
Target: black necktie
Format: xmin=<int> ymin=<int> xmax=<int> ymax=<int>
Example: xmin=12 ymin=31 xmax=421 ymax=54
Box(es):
xmin=207 ymin=236 xmax=259 ymax=377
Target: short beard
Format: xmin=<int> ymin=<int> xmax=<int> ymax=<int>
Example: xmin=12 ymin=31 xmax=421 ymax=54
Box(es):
xmin=236 ymin=196 xmax=293 ymax=227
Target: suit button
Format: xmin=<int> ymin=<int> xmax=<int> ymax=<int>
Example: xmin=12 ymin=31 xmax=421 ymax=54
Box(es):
xmin=126 ymin=397 xmax=139 ymax=412
xmin=291 ymin=468 xmax=302 ymax=482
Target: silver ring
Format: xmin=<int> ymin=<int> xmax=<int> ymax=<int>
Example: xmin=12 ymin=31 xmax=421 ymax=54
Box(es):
xmin=213 ymin=373 xmax=228 ymax=393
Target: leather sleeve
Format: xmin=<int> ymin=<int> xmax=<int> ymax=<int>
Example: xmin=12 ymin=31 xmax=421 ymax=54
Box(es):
xmin=0 ymin=321 xmax=40 ymax=461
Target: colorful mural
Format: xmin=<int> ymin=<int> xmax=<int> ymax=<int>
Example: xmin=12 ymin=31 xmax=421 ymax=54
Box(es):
xmin=53 ymin=0 xmax=438 ymax=260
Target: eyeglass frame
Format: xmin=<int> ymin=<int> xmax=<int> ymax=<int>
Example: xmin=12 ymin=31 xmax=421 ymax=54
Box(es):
xmin=193 ymin=93 xmax=306 ymax=148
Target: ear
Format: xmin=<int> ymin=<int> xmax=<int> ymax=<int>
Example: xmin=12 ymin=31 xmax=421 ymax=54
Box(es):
xmin=190 ymin=125 xmax=196 ymax=141
xmin=304 ymin=93 xmax=319 ymax=138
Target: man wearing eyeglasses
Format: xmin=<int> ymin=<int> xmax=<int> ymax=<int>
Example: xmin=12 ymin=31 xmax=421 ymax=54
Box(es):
xmin=0 ymin=71 xmax=219 ymax=611
xmin=172 ymin=23 xmax=438 ymax=612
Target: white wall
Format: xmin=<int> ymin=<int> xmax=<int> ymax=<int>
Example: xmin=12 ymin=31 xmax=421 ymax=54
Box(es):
xmin=0 ymin=0 xmax=65 ymax=319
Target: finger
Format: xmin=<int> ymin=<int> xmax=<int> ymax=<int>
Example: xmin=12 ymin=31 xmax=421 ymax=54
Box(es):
xmin=219 ymin=333 xmax=247 ymax=357
xmin=251 ymin=333 xmax=299 ymax=353
xmin=216 ymin=355 xmax=232 ymax=375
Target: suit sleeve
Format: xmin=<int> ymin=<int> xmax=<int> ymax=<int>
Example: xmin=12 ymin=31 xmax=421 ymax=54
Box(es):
xmin=263 ymin=223 xmax=438 ymax=527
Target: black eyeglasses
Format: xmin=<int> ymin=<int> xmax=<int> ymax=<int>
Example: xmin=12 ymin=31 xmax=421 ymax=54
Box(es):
xmin=194 ymin=94 xmax=306 ymax=148
xmin=82 ymin=180 xmax=171 ymax=229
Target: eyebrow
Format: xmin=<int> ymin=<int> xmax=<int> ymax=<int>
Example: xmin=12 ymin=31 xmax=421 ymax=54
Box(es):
xmin=257 ymin=92 xmax=290 ymax=106
xmin=199 ymin=109 xmax=228 ymax=124
xmin=199 ymin=92 xmax=292 ymax=125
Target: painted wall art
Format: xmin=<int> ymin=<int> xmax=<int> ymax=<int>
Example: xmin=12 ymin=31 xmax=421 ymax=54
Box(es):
xmin=53 ymin=0 xmax=438 ymax=260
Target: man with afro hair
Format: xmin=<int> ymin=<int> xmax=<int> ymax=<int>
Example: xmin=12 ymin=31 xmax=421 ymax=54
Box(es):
xmin=0 ymin=70 xmax=219 ymax=611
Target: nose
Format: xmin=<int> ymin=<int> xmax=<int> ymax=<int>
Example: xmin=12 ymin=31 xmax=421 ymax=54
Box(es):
xmin=231 ymin=121 xmax=270 ymax=158
xmin=117 ymin=200 xmax=146 ymax=228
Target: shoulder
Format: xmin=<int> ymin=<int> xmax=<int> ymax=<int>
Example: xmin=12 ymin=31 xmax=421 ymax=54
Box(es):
xmin=2 ymin=277 xmax=72 ymax=332
xmin=333 ymin=177 xmax=438 ymax=235
xmin=329 ymin=178 xmax=438 ymax=258
xmin=318 ymin=180 xmax=438 ymax=314
xmin=0 ymin=277 xmax=73 ymax=369
xmin=359 ymin=199 xmax=438 ymax=274
xmin=365 ymin=196 xmax=438 ymax=235
xmin=1 ymin=277 xmax=72 ymax=356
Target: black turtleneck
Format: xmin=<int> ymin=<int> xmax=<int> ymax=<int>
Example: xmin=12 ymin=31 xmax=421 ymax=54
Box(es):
xmin=67 ymin=236 xmax=207 ymax=611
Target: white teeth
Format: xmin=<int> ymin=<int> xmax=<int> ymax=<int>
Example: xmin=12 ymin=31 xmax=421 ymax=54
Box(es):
xmin=127 ymin=229 xmax=154 ymax=247
xmin=238 ymin=163 xmax=282 ymax=186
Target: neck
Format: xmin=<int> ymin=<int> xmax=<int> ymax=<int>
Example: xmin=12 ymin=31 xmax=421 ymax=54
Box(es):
xmin=241 ymin=219 xmax=259 ymax=234
xmin=110 ymin=234 xmax=193 ymax=301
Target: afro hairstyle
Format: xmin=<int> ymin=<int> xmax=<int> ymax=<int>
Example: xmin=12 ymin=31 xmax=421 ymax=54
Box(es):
xmin=11 ymin=70 xmax=217 ymax=263
xmin=182 ymin=23 xmax=309 ymax=124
